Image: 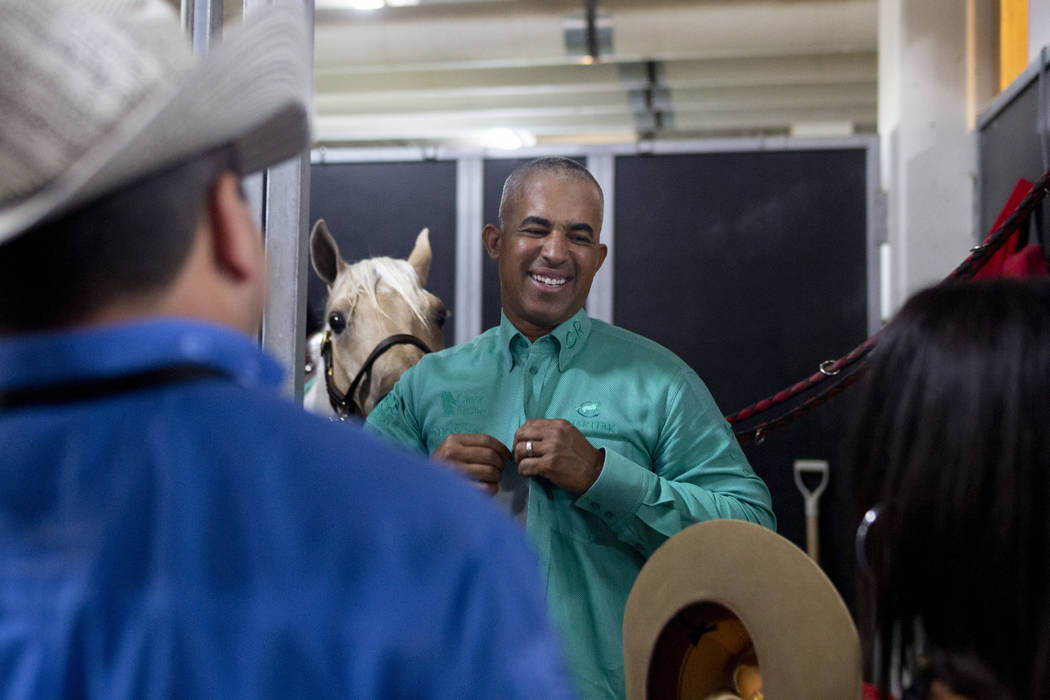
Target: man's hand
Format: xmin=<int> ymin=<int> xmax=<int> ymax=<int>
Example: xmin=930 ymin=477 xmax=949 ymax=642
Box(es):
xmin=513 ymin=419 xmax=604 ymax=495
xmin=432 ymin=433 xmax=512 ymax=495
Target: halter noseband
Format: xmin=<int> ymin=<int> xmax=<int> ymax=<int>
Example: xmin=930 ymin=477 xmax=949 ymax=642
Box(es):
xmin=319 ymin=330 xmax=433 ymax=419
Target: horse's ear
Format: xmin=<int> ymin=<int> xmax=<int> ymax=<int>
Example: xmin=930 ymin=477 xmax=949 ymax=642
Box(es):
xmin=407 ymin=227 xmax=432 ymax=286
xmin=310 ymin=219 xmax=344 ymax=286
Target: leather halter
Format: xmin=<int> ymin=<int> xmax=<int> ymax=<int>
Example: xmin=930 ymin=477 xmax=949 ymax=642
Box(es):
xmin=319 ymin=330 xmax=432 ymax=419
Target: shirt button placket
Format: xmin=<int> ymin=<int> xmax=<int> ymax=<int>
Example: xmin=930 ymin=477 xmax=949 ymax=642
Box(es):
xmin=524 ymin=346 xmax=548 ymax=420
xmin=522 ymin=347 xmax=535 ymax=420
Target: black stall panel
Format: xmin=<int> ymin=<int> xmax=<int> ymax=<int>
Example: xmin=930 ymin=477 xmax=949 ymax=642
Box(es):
xmin=308 ymin=160 xmax=457 ymax=344
xmin=613 ymin=149 xmax=869 ymax=610
xmin=482 ymin=156 xmax=587 ymax=332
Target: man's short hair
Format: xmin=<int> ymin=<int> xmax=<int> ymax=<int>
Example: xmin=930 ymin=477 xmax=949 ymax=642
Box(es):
xmin=0 ymin=149 xmax=237 ymax=333
xmin=498 ymin=157 xmax=604 ymax=229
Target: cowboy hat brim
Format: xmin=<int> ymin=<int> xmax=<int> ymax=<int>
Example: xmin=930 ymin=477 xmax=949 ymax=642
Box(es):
xmin=0 ymin=1 xmax=312 ymax=244
xmin=623 ymin=519 xmax=862 ymax=700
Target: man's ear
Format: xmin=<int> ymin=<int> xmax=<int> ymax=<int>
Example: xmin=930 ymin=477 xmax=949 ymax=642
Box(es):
xmin=595 ymin=242 xmax=608 ymax=271
xmin=207 ymin=172 xmax=262 ymax=282
xmin=482 ymin=223 xmax=502 ymax=260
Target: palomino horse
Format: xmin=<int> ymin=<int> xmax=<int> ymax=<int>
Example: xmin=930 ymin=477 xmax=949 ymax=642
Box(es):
xmin=303 ymin=219 xmax=447 ymax=419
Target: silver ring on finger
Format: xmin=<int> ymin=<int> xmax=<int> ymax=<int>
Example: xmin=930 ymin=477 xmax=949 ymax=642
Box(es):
xmin=525 ymin=440 xmax=534 ymax=458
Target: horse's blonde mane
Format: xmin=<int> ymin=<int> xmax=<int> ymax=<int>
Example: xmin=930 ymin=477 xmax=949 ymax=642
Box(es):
xmin=337 ymin=256 xmax=433 ymax=328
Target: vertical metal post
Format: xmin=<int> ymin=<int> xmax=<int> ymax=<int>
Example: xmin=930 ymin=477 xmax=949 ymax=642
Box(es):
xmin=584 ymin=0 xmax=599 ymax=62
xmin=182 ymin=0 xmax=223 ymax=53
xmin=455 ymin=157 xmax=484 ymax=343
xmin=246 ymin=0 xmax=315 ymax=399
xmin=261 ymin=155 xmax=312 ymax=399
xmin=586 ymin=153 xmax=615 ymax=324
xmin=867 ymin=138 xmax=887 ymax=333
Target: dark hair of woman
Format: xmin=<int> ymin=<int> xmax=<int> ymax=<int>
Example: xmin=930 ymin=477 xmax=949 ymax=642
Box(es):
xmin=850 ymin=277 xmax=1050 ymax=700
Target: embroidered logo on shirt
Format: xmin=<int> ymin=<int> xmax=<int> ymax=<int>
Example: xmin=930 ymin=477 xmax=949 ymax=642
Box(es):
xmin=576 ymin=401 xmax=600 ymax=418
xmin=564 ymin=320 xmax=583 ymax=349
xmin=441 ymin=391 xmax=487 ymax=417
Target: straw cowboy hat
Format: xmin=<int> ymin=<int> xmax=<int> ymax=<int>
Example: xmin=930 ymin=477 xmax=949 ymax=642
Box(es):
xmin=0 ymin=0 xmax=312 ymax=244
xmin=623 ymin=519 xmax=861 ymax=700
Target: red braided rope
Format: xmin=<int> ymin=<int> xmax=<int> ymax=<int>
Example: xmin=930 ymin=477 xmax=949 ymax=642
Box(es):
xmin=727 ymin=170 xmax=1050 ymax=443
xmin=737 ymin=364 xmax=868 ymax=445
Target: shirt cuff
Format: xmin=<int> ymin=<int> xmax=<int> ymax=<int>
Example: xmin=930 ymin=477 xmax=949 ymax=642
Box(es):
xmin=573 ymin=448 xmax=655 ymax=525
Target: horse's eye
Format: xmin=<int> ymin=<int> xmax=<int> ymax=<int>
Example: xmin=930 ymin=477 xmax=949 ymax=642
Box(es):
xmin=433 ymin=306 xmax=447 ymax=328
xmin=328 ymin=311 xmax=347 ymax=333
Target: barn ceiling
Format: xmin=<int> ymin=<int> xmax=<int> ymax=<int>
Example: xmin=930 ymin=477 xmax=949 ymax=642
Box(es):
xmin=215 ymin=0 xmax=878 ymax=149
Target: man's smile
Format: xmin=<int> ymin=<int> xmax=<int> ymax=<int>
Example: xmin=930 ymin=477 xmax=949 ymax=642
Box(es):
xmin=529 ymin=271 xmax=569 ymax=288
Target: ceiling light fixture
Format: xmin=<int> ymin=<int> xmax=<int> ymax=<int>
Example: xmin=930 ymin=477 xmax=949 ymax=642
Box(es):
xmin=485 ymin=128 xmax=537 ymax=150
xmin=315 ymin=0 xmax=385 ymax=10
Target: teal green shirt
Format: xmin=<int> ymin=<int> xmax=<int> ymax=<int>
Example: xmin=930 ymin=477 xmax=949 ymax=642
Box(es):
xmin=366 ymin=309 xmax=776 ymax=700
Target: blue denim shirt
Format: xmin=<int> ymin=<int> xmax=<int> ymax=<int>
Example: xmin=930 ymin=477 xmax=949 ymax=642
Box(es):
xmin=0 ymin=318 xmax=574 ymax=700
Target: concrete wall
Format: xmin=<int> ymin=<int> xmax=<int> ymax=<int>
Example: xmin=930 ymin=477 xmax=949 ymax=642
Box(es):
xmin=878 ymin=0 xmax=998 ymax=314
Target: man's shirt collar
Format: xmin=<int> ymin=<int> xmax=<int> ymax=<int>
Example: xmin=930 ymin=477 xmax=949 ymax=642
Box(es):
xmin=498 ymin=308 xmax=592 ymax=373
xmin=0 ymin=318 xmax=284 ymax=394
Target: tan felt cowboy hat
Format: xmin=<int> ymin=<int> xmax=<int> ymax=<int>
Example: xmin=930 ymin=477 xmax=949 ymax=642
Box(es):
xmin=0 ymin=0 xmax=312 ymax=244
xmin=623 ymin=519 xmax=861 ymax=700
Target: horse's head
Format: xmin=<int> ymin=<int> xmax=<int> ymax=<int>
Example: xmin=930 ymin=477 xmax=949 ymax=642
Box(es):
xmin=306 ymin=219 xmax=447 ymax=418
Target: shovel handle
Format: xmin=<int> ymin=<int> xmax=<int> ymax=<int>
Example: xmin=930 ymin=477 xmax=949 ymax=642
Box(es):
xmin=794 ymin=459 xmax=828 ymax=564
xmin=806 ymin=512 xmax=819 ymax=563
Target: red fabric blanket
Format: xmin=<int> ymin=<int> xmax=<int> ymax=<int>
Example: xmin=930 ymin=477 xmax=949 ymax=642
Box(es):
xmin=863 ymin=681 xmax=893 ymax=699
xmin=974 ymin=177 xmax=1048 ymax=279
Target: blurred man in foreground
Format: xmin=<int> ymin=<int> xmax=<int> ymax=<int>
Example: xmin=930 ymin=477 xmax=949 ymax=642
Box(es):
xmin=0 ymin=2 xmax=574 ymax=698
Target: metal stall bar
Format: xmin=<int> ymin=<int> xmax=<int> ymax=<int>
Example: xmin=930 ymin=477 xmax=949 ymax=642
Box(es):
xmin=245 ymin=0 xmax=314 ymax=399
xmin=865 ymin=138 xmax=885 ymax=334
xmin=261 ymin=154 xmax=312 ymax=399
xmin=455 ymin=157 xmax=484 ymax=343
xmin=182 ymin=0 xmax=222 ymax=53
xmin=586 ymin=153 xmax=615 ymax=324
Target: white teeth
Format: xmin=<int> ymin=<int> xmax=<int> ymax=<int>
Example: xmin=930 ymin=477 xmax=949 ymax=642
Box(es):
xmin=531 ymin=273 xmax=567 ymax=287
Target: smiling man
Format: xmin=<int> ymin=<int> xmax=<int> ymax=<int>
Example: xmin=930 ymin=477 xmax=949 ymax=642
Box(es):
xmin=366 ymin=157 xmax=775 ymax=700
